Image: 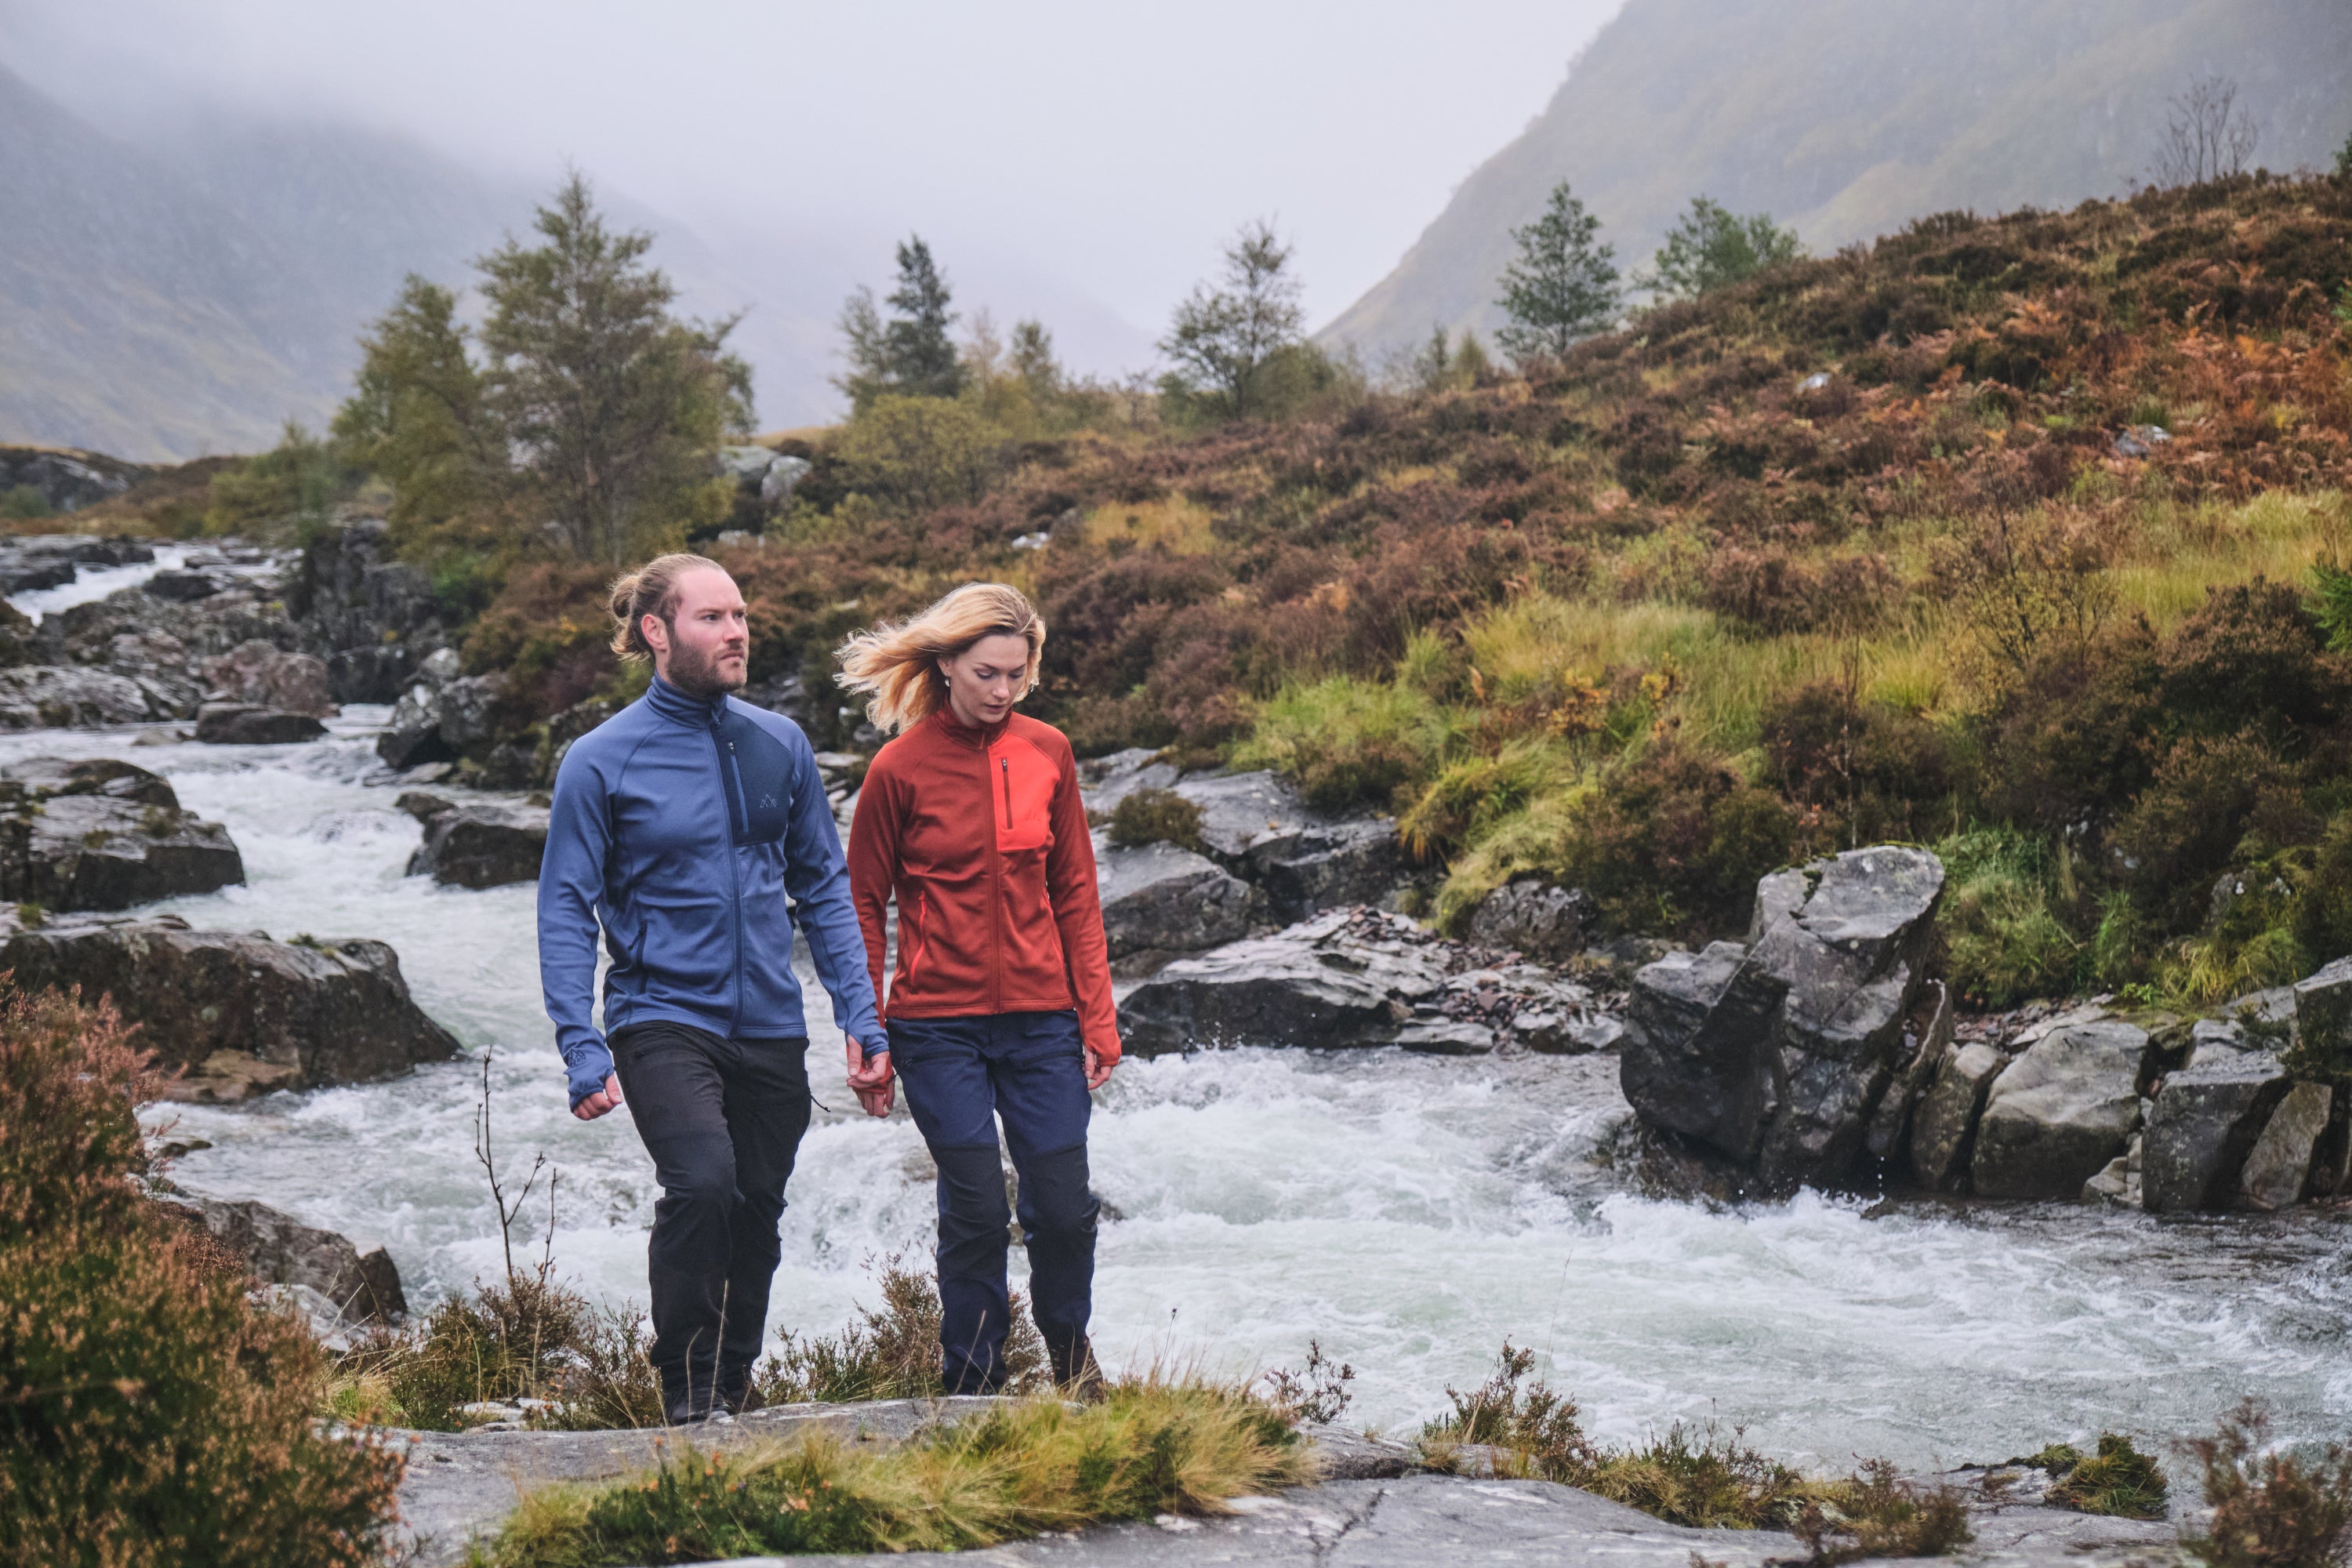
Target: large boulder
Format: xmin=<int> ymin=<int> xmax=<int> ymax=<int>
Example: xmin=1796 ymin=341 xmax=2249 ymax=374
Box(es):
xmin=0 ymin=915 xmax=460 ymax=1098
xmin=405 ymin=802 xmax=549 ymax=889
xmin=0 ymin=760 xmax=240 ymax=910
xmin=0 ymin=665 xmax=156 ymax=728
xmin=284 ymin=516 xmax=448 ymax=703
xmin=2289 ymin=956 xmax=2352 ymax=1079
xmin=165 ymin=1192 xmax=407 ymax=1322
xmin=201 ymin=638 xmax=336 ymax=717
xmin=1972 ymin=1020 xmax=2152 ymax=1200
xmin=376 ymin=648 xmax=463 ymax=768
xmin=1093 ymin=837 xmax=1261 ymax=964
xmin=2142 ymin=1046 xmax=2291 ymax=1212
xmin=1468 ymin=877 xmax=1599 ymax=964
xmin=2238 ymin=1082 xmax=2332 ymax=1211
xmin=1077 ymin=748 xmax=1180 ymax=814
xmin=0 ymin=448 xmax=149 ymax=511
xmin=1171 ymin=771 xmax=1403 ymax=922
xmin=1619 ymin=847 xmax=1944 ymax=1188
xmin=1907 ymin=1040 xmax=2009 ymax=1191
xmin=194 ymin=702 xmax=327 ymax=745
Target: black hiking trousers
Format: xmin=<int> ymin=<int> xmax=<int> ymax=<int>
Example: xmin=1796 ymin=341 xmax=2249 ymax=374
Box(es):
xmin=609 ymin=1022 xmax=811 ymax=1410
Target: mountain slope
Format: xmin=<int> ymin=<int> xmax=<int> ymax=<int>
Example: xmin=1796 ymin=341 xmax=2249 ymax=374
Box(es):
xmin=1323 ymin=0 xmax=2352 ymax=359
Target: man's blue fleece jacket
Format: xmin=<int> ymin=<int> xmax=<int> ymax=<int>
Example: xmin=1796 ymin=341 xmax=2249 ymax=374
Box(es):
xmin=536 ymin=674 xmax=883 ymax=1106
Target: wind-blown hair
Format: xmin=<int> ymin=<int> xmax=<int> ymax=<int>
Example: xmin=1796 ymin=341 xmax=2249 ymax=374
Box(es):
xmin=835 ymin=583 xmax=1045 ymax=734
xmin=609 ymin=553 xmax=724 ymax=661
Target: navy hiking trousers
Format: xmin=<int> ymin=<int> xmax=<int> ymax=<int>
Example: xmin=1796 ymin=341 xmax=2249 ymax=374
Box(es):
xmin=609 ymin=1022 xmax=811 ymax=1407
xmin=887 ymin=1010 xmax=1098 ymax=1395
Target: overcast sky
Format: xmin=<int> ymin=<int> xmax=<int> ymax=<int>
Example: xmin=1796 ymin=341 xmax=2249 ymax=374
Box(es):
xmin=2 ymin=0 xmax=1622 ymax=365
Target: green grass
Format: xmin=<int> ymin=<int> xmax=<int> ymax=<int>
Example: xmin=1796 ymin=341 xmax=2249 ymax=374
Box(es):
xmin=466 ymin=1377 xmax=1312 ymax=1566
xmin=2031 ymin=1433 xmax=2169 ymax=1519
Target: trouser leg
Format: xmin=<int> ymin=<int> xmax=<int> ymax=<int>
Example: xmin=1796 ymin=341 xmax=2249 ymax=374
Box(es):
xmin=611 ymin=1022 xmax=735 ymax=1411
xmin=717 ymin=1038 xmax=811 ymax=1374
xmin=889 ymin=1017 xmax=1012 ymax=1396
xmin=990 ymin=1011 xmax=1098 ymax=1369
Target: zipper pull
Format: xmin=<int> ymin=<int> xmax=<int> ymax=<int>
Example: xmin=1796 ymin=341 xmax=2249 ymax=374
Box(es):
xmin=1000 ymin=756 xmax=1013 ymax=829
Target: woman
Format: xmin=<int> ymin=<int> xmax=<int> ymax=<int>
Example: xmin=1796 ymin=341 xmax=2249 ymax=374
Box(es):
xmin=839 ymin=582 xmax=1120 ymax=1396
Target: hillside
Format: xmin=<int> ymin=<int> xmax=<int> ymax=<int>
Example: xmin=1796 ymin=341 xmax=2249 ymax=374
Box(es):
xmin=1323 ymin=0 xmax=2352 ymax=361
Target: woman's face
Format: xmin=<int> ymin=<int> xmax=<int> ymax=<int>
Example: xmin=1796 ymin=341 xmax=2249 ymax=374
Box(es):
xmin=939 ymin=633 xmax=1033 ymax=728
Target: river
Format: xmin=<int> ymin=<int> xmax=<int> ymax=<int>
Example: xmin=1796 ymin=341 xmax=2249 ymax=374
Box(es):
xmin=5 ymin=706 xmax=2347 ymax=1471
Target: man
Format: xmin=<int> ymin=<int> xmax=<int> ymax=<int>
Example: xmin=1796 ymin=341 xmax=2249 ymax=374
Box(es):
xmin=538 ymin=552 xmax=890 ymax=1424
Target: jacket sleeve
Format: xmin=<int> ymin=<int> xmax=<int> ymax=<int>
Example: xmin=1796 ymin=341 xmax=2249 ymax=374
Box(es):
xmin=782 ymin=731 xmax=884 ymax=1051
xmin=538 ymin=747 xmax=617 ymax=1106
xmin=1044 ymin=737 xmax=1122 ymax=1064
xmin=844 ymin=753 xmax=898 ymax=1040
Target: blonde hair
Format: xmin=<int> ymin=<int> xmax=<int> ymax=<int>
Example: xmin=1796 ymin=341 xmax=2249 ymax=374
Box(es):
xmin=835 ymin=583 xmax=1045 ymax=734
xmin=608 ymin=553 xmax=725 ymax=661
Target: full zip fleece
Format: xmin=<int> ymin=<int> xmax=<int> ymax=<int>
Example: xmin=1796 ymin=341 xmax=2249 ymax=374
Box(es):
xmin=538 ymin=675 xmax=881 ymax=1101
xmin=847 ymin=709 xmax=1120 ymax=1063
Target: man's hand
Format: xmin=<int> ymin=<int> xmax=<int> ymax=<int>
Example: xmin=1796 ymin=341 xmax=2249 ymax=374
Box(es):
xmin=572 ymin=1073 xmax=623 ymax=1120
xmin=846 ymin=1036 xmax=894 ymax=1119
xmin=1085 ymin=1047 xmax=1114 ymax=1091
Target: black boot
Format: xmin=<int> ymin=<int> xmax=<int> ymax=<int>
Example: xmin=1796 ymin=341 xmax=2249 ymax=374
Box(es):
xmin=717 ymin=1361 xmax=766 ymax=1416
xmin=662 ymin=1366 xmax=721 ymax=1425
xmin=1047 ymin=1334 xmax=1107 ymax=1402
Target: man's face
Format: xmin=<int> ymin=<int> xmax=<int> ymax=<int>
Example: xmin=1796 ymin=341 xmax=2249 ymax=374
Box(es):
xmin=647 ymin=568 xmax=750 ymax=697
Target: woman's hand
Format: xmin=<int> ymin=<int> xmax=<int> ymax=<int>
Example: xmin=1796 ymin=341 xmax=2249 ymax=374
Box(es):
xmin=846 ymin=1036 xmax=895 ymax=1119
xmin=1084 ymin=1047 xmax=1114 ymax=1091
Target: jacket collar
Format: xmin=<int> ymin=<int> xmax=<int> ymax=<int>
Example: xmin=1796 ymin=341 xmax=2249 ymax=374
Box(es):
xmin=933 ymin=704 xmax=1010 ymax=750
xmin=645 ymin=673 xmax=729 ymax=728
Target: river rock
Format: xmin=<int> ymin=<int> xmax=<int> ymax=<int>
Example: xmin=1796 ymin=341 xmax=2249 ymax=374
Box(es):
xmin=1972 ymin=1021 xmax=2152 ymax=1200
xmin=166 ymin=1191 xmax=406 ymax=1322
xmin=2141 ymin=1045 xmax=2289 ymax=1212
xmin=1172 ymin=770 xmax=1404 ymax=921
xmin=0 ymin=915 xmax=459 ymax=1096
xmin=1117 ymin=908 xmax=1445 ymax=1054
xmin=1467 ymin=877 xmax=1599 ymax=963
xmin=1 ymin=754 xmax=178 ymax=808
xmin=2290 ymin=956 xmax=2352 ymax=1079
xmin=0 ymin=448 xmax=148 ymax=511
xmin=1908 ymin=1040 xmax=2008 ymax=1190
xmin=0 ymin=665 xmax=157 ymax=728
xmin=405 ymin=802 xmax=548 ymax=888
xmin=1077 ymin=747 xmax=1180 ymax=814
xmin=0 ymin=790 xmax=243 ymax=910
xmin=194 ymin=702 xmax=327 ymax=744
xmin=1866 ymin=980 xmax=1954 ymax=1163
xmin=1397 ymin=1018 xmax=1497 ymax=1054
xmin=284 ymin=516 xmax=448 ymax=703
xmin=2239 ymin=1081 xmax=2331 ymax=1210
xmin=201 ymin=638 xmax=336 ymax=716
xmin=144 ymin=568 xmax=226 ymax=602
xmin=1621 ymin=847 xmax=1944 ymax=1187
xmin=1094 ymin=837 xmax=1261 ymax=964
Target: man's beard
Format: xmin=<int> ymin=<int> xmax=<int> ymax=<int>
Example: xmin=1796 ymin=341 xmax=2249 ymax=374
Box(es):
xmin=665 ymin=641 xmax=746 ymax=698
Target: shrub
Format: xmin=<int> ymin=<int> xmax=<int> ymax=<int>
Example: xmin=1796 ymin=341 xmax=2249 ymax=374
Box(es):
xmin=829 ymin=394 xmax=1009 ymax=513
xmin=1559 ymin=739 xmax=1795 ymax=935
xmin=1791 ymin=1459 xmax=1973 ymax=1566
xmin=1700 ymin=547 xmax=1896 ymax=635
xmin=2181 ymin=1400 xmax=2352 ymax=1568
xmin=1980 ymin=629 xmax=2161 ymax=838
xmin=0 ymin=982 xmax=403 ymax=1565
xmin=1 ymin=484 xmax=53 ymax=520
xmin=756 ymin=1255 xmax=1047 ymax=1406
xmin=2110 ymin=733 xmax=2285 ymax=929
xmin=1760 ymin=681 xmax=1955 ymax=851
xmin=2155 ymin=579 xmax=2347 ymax=744
xmin=1936 ymin=827 xmax=2081 ymax=1006
xmin=1106 ymin=787 xmax=1204 ymax=853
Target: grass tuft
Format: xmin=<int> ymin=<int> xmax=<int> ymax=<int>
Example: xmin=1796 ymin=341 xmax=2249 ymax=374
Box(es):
xmin=2181 ymin=1399 xmax=2352 ymax=1568
xmin=2020 ymin=1432 xmax=2169 ymax=1519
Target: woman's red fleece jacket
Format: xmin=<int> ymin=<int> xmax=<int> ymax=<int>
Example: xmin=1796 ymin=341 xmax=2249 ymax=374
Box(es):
xmin=846 ymin=709 xmax=1122 ymax=1063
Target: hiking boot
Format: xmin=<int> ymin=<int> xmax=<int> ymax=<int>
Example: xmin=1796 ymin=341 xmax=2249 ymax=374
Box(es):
xmin=1047 ymin=1335 xmax=1107 ymax=1402
xmin=662 ymin=1370 xmax=721 ymax=1425
xmin=717 ymin=1362 xmax=766 ymax=1416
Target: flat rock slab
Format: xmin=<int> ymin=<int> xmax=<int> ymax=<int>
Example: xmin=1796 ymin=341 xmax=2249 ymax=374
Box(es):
xmin=406 ymin=802 xmax=549 ymax=888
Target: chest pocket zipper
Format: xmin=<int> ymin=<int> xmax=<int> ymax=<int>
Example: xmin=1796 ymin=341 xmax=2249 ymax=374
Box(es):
xmin=1000 ymin=757 xmax=1014 ymax=830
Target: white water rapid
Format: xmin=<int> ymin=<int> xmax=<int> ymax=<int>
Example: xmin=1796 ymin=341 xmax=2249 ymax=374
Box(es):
xmin=6 ymin=713 xmax=2347 ymax=1470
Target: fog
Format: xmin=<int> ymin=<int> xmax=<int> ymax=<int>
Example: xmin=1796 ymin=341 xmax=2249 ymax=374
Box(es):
xmin=1 ymin=0 xmax=1624 ymax=376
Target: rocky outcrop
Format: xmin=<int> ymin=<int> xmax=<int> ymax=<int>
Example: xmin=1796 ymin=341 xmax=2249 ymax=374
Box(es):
xmin=0 ymin=915 xmax=459 ymax=1098
xmin=2142 ymin=1046 xmax=2289 ymax=1212
xmin=0 ymin=758 xmax=240 ymax=910
xmin=2290 ymin=956 xmax=2352 ymax=1079
xmin=375 ymin=649 xmax=514 ymax=775
xmin=194 ymin=702 xmax=328 ymax=744
xmin=165 ymin=1191 xmax=406 ymax=1322
xmin=0 ymin=448 xmax=150 ymax=511
xmin=2239 ymin=1081 xmax=2332 ymax=1210
xmin=1908 ymin=1040 xmax=2008 ymax=1190
xmin=46 ymin=573 xmax=303 ymax=720
xmin=1620 ymin=846 xmax=1944 ymax=1189
xmin=1172 ymin=771 xmax=1403 ymax=923
xmin=1468 ymin=877 xmax=1598 ymax=963
xmin=283 ymin=516 xmax=448 ymax=703
xmin=1971 ymin=1021 xmax=2151 ymax=1200
xmin=1076 ymin=747 xmax=1181 ymax=814
xmin=0 ymin=665 xmax=158 ymax=728
xmin=201 ymin=637 xmax=335 ymax=716
xmin=1094 ymin=837 xmax=1261 ymax=966
xmin=1117 ymin=906 xmax=1603 ymax=1058
xmin=405 ymin=802 xmax=549 ymax=888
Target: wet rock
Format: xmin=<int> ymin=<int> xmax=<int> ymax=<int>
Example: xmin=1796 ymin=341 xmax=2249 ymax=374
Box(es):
xmin=377 ymin=653 xmax=460 ymax=769
xmin=201 ymin=638 xmax=335 ymax=717
xmin=284 ymin=517 xmax=448 ymax=703
xmin=1077 ymin=747 xmax=1179 ymax=814
xmin=2142 ymin=1047 xmax=2290 ymax=1213
xmin=0 ymin=789 xmax=243 ymax=910
xmin=1621 ymin=847 xmax=1944 ymax=1187
xmin=0 ymin=600 xmax=53 ymax=668
xmin=165 ymin=1191 xmax=406 ymax=1321
xmin=2290 ymin=956 xmax=2352 ymax=1079
xmin=405 ymin=803 xmax=549 ymax=889
xmin=0 ymin=915 xmax=459 ymax=1095
xmin=1 ymin=755 xmax=178 ymax=808
xmin=1908 ymin=1040 xmax=2009 ymax=1191
xmin=0 ymin=448 xmax=148 ymax=511
xmin=1866 ymin=981 xmax=1954 ymax=1163
xmin=1117 ymin=908 xmax=1443 ymax=1054
xmin=1468 ymin=877 xmax=1599 ymax=963
xmin=1171 ymin=770 xmax=1404 ymax=921
xmin=396 ymin=790 xmax=457 ymax=823
xmin=1398 ymin=1018 xmax=1497 ymax=1054
xmin=2240 ymin=1082 xmax=2332 ymax=1210
xmin=1973 ymin=1021 xmax=2152 ymax=1200
xmin=1094 ymin=837 xmax=1261 ymax=963
xmin=0 ymin=665 xmax=156 ymax=728
xmin=435 ymin=672 xmax=510 ymax=751
xmin=194 ymin=702 xmax=327 ymax=744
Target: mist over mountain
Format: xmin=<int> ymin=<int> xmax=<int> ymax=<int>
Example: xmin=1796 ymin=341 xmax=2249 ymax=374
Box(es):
xmin=1323 ymin=0 xmax=2352 ymax=361
xmin=0 ymin=67 xmax=1151 ymax=459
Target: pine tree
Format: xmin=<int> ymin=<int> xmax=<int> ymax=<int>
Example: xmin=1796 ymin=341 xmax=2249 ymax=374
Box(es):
xmin=1494 ymin=183 xmax=1621 ymax=367
xmin=1160 ymin=220 xmax=1305 ymax=419
xmin=882 ymin=236 xmax=963 ymax=399
xmin=1642 ymin=197 xmax=1806 ymax=302
xmin=476 ymin=173 xmax=751 ymax=564
xmin=332 ymin=275 xmax=502 ymax=551
xmin=1413 ymin=324 xmax=1454 ymax=394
